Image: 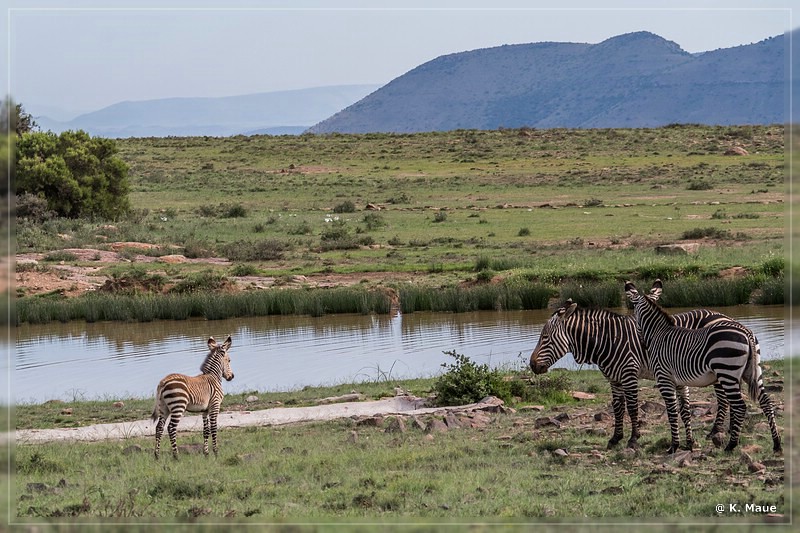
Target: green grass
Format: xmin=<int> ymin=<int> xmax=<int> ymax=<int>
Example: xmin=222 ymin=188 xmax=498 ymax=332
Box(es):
xmin=15 ymin=125 xmax=785 ymax=295
xmin=10 ymin=359 xmax=789 ymax=523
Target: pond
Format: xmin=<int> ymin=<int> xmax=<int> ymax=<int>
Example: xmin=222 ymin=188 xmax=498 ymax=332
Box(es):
xmin=11 ymin=305 xmax=789 ymax=404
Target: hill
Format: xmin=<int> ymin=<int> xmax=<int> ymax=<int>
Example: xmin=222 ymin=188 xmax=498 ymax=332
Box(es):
xmin=308 ymin=32 xmax=785 ymax=133
xmin=34 ymin=85 xmax=379 ymax=138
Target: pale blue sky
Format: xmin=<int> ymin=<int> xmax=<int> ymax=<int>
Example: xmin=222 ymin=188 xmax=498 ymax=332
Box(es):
xmin=3 ymin=1 xmax=795 ymax=119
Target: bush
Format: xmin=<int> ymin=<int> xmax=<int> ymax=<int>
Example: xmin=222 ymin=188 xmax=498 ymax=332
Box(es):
xmin=687 ymin=180 xmax=713 ymax=191
xmin=221 ymin=239 xmax=291 ymax=261
xmin=433 ymin=350 xmax=510 ymax=406
xmin=16 ymin=130 xmax=130 ymax=219
xmin=433 ymin=210 xmax=448 ymax=223
xmin=518 ymin=227 xmax=531 ymax=237
xmin=333 ymin=200 xmax=356 ymax=213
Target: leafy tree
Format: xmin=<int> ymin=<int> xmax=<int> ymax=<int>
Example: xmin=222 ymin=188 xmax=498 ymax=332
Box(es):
xmin=16 ymin=130 xmax=130 ymax=219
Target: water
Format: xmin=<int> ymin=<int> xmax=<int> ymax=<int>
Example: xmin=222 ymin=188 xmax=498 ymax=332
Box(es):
xmin=11 ymin=305 xmax=789 ymax=404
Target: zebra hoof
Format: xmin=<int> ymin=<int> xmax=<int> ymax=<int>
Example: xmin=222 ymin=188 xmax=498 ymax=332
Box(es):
xmin=606 ymin=437 xmax=623 ymax=449
xmin=773 ymin=443 xmax=783 ymax=454
xmin=723 ymin=442 xmax=738 ymax=453
xmin=666 ymin=445 xmax=679 ymax=454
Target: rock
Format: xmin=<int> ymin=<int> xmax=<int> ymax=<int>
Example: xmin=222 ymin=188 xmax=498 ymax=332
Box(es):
xmin=444 ymin=413 xmax=462 ymax=429
xmin=347 ymin=431 xmax=358 ymax=444
xmin=724 ymin=146 xmax=748 ymax=156
xmin=571 ymin=391 xmax=596 ymax=400
xmin=60 ymin=408 xmax=73 ymax=415
xmin=245 ymin=395 xmax=259 ymax=403
xmin=112 ymin=401 xmax=125 ymax=408
xmin=520 ymin=405 xmax=545 ymax=411
xmin=711 ymin=432 xmax=726 ymax=447
xmin=641 ymin=401 xmax=666 ymax=415
xmin=409 ymin=416 xmax=427 ymax=431
xmin=122 ymin=445 xmax=142 ymax=455
xmin=552 ymin=448 xmax=569 ymax=457
xmin=534 ymin=417 xmax=561 ymax=429
xmin=748 ymin=461 xmax=766 ymax=473
xmin=158 ymin=255 xmax=187 ymax=264
xmin=655 ymin=243 xmax=700 ymax=255
xmin=384 ymin=416 xmax=406 ymax=433
xmin=475 ymin=396 xmax=505 ymax=413
xmin=356 ymin=415 xmax=384 ymax=427
xmin=425 ymin=418 xmax=448 ymax=433
xmin=316 ymin=393 xmax=365 ymax=405
xmin=554 ymin=412 xmax=570 ymax=422
xmin=594 ymin=412 xmax=612 ymax=422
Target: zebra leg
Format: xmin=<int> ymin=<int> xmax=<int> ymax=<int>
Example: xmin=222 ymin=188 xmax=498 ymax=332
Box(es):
xmin=622 ymin=379 xmax=640 ymax=449
xmin=202 ymin=413 xmax=211 ymax=456
xmin=209 ymin=411 xmax=219 ymax=456
xmin=718 ymin=378 xmax=746 ymax=452
xmin=154 ymin=416 xmax=166 ymax=460
xmin=757 ymin=390 xmax=782 ymax=453
xmin=709 ymin=382 xmax=729 ymax=437
xmin=607 ymin=382 xmax=626 ymax=448
xmin=656 ymin=377 xmax=681 ymax=454
xmin=677 ymin=386 xmax=696 ymax=450
xmin=167 ymin=412 xmax=182 ymax=459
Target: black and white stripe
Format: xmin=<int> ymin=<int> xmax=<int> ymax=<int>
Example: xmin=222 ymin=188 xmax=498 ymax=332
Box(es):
xmin=530 ymin=300 xmax=731 ymax=449
xmin=625 ymin=280 xmax=781 ymax=454
xmin=151 ymin=336 xmax=235 ymax=459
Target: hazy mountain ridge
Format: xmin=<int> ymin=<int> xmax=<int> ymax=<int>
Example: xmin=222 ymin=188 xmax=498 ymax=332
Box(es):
xmin=33 ymin=85 xmax=380 ymax=138
xmin=308 ymin=31 xmax=785 ymax=133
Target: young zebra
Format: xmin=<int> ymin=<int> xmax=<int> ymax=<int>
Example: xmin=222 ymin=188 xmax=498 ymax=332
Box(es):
xmin=152 ymin=335 xmax=235 ymax=459
xmin=625 ymin=280 xmax=781 ymax=454
xmin=530 ymin=300 xmax=733 ymax=449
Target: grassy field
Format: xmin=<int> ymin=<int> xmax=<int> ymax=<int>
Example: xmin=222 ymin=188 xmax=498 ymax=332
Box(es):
xmin=16 ymin=125 xmax=785 ymax=283
xmin=8 ymin=359 xmax=790 ymax=525
xmin=13 ymin=125 xmax=788 ymax=325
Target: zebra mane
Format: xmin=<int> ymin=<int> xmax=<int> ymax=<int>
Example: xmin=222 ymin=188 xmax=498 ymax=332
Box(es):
xmin=200 ymin=337 xmax=230 ymax=375
xmin=642 ymin=293 xmax=677 ymax=326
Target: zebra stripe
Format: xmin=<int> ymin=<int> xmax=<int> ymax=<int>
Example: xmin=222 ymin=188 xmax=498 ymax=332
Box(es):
xmin=152 ymin=335 xmax=235 ymax=459
xmin=529 ymin=301 xmax=731 ymax=449
xmin=625 ymin=280 xmax=781 ymax=454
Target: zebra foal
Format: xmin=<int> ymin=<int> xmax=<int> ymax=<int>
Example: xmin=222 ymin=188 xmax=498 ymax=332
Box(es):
xmin=152 ymin=335 xmax=235 ymax=459
xmin=530 ymin=299 xmax=732 ymax=449
xmin=625 ymin=280 xmax=781 ymax=454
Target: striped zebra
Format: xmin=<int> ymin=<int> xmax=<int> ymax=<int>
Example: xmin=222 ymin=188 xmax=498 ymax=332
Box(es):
xmin=152 ymin=336 xmax=235 ymax=459
xmin=625 ymin=280 xmax=781 ymax=454
xmin=530 ymin=299 xmax=732 ymax=449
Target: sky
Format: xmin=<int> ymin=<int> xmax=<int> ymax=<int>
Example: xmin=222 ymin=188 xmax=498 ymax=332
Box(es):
xmin=3 ymin=0 xmax=796 ymax=119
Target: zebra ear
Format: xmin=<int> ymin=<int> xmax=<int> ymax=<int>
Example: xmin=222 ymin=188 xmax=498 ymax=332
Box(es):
xmin=649 ymin=279 xmax=663 ymax=300
xmin=222 ymin=335 xmax=232 ymax=350
xmin=561 ymin=301 xmax=578 ymax=320
xmin=624 ymin=281 xmax=638 ymax=300
xmin=207 ymin=337 xmax=217 ymax=349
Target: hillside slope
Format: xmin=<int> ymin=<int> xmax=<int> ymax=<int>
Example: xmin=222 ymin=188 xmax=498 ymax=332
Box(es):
xmin=308 ymin=32 xmax=784 ymax=133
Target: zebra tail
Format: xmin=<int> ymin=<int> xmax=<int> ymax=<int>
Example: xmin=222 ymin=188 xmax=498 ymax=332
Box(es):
xmin=742 ymin=334 xmax=762 ymax=404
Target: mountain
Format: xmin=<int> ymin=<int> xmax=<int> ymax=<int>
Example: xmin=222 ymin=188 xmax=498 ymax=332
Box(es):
xmin=308 ymin=32 xmax=785 ymax=133
xmin=34 ymin=85 xmax=380 ymax=138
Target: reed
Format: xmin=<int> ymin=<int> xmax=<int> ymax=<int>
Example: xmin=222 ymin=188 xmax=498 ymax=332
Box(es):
xmin=397 ymin=281 xmax=553 ymax=314
xmin=16 ymin=287 xmax=393 ymax=325
xmin=642 ymin=277 xmax=761 ymax=307
xmin=559 ymin=280 xmax=623 ymax=308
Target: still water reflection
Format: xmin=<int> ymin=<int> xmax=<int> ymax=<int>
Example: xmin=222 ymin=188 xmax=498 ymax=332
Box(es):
xmin=12 ymin=306 xmax=787 ymax=404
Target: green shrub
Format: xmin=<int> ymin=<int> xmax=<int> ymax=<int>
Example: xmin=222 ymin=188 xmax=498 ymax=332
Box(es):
xmin=221 ymin=239 xmax=291 ymax=261
xmin=433 ymin=350 xmax=510 ymax=406
xmin=170 ymin=270 xmax=229 ymax=294
xmin=687 ymin=180 xmax=713 ymax=191
xmin=433 ymin=210 xmax=448 ymax=223
xmin=362 ymin=212 xmax=386 ymax=230
xmin=518 ymin=227 xmax=531 ymax=237
xmin=333 ymin=200 xmax=356 ymax=213
xmin=681 ymin=227 xmax=731 ymax=240
xmin=42 ymin=250 xmax=78 ymax=262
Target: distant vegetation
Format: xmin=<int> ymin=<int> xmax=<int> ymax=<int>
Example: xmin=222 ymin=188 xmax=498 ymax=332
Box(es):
xmin=14 ymin=124 xmax=787 ymax=322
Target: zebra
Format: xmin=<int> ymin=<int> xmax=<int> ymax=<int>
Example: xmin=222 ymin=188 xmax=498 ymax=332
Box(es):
xmin=530 ymin=299 xmax=733 ymax=449
xmin=152 ymin=335 xmax=235 ymax=459
xmin=625 ymin=280 xmax=781 ymax=454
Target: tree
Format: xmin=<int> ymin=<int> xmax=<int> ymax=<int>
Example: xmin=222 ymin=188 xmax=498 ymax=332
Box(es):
xmin=16 ymin=130 xmax=130 ymax=219
xmin=1 ymin=99 xmax=37 ymax=136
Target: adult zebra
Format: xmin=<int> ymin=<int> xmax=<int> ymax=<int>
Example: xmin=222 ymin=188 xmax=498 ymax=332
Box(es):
xmin=152 ymin=336 xmax=235 ymax=459
xmin=625 ymin=280 xmax=781 ymax=454
xmin=530 ymin=299 xmax=733 ymax=450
